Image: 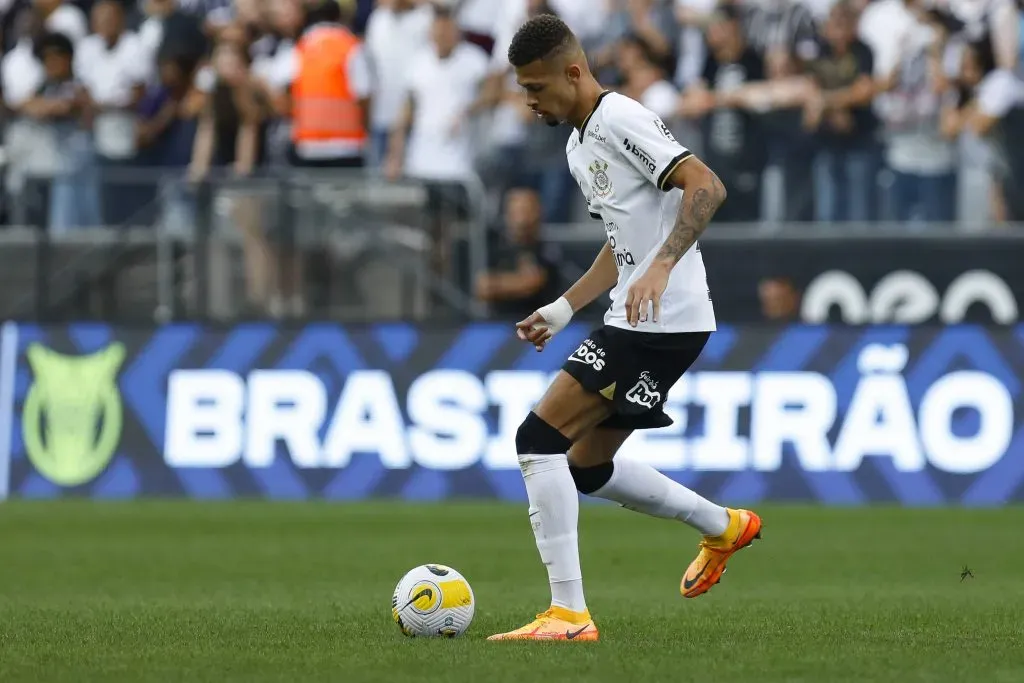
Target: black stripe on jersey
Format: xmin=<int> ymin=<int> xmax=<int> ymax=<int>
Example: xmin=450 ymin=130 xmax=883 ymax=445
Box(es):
xmin=589 ymin=211 xmax=602 ymax=220
xmin=578 ymin=91 xmax=611 ymax=143
xmin=657 ymin=151 xmax=693 ymax=191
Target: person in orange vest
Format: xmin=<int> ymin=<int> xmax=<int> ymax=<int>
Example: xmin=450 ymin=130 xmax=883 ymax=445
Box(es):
xmin=288 ymin=0 xmax=371 ymax=168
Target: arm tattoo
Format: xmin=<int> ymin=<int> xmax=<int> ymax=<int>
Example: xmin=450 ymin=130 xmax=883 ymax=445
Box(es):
xmin=655 ymin=173 xmax=726 ymax=265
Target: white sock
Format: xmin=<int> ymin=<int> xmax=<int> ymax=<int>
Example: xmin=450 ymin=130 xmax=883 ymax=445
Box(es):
xmin=519 ymin=453 xmax=587 ymax=613
xmin=592 ymin=458 xmax=730 ymax=537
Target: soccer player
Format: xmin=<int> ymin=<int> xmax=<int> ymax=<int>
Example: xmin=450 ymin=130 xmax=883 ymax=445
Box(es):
xmin=487 ymin=15 xmax=762 ymax=643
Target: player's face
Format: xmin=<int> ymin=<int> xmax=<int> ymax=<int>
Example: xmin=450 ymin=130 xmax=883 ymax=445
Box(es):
xmin=515 ymin=59 xmax=581 ymax=127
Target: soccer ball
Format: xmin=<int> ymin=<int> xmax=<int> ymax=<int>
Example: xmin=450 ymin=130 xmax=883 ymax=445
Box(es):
xmin=391 ymin=564 xmax=475 ymax=638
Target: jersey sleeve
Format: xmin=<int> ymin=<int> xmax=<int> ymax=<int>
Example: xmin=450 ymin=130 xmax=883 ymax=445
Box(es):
xmin=605 ymin=98 xmax=692 ymax=192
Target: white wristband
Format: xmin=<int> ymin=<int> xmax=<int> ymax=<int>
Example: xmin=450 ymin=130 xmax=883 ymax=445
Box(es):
xmin=534 ymin=296 xmax=574 ymax=337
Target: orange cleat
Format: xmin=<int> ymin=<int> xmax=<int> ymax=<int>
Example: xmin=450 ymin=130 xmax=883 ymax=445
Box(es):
xmin=681 ymin=508 xmax=762 ymax=598
xmin=487 ymin=606 xmax=599 ymax=642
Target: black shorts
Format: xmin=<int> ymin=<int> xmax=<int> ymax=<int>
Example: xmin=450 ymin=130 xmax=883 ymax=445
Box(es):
xmin=562 ymin=326 xmax=710 ymax=431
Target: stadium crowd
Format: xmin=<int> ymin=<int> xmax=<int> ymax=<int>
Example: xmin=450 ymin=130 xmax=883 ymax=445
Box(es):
xmin=1 ymin=0 xmax=1023 ymax=232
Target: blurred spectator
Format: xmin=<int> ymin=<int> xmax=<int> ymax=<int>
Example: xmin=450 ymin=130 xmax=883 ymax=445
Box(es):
xmin=758 ymin=276 xmax=801 ymax=320
xmin=804 ymin=1 xmax=879 ymax=222
xmin=474 ymin=187 xmax=559 ymax=317
xmin=33 ymin=0 xmax=88 ymax=45
xmin=138 ymin=0 xmax=209 ymax=67
xmin=385 ymin=5 xmax=488 ymax=183
xmin=475 ymin=0 xmax=580 ymax=224
xmin=591 ymin=0 xmax=675 ymax=80
xmin=386 ymin=4 xmax=489 ymax=277
xmin=364 ymin=0 xmax=432 ymax=169
xmin=189 ymin=30 xmax=276 ymax=315
xmin=859 ymin=0 xmax=921 ymax=79
xmin=22 ymin=31 xmax=99 ymax=233
xmin=288 ymin=0 xmax=371 ymax=169
xmin=616 ymin=34 xmax=680 ymax=121
xmin=743 ymin=0 xmax=819 ymax=63
xmin=681 ymin=7 xmax=767 ymax=222
xmin=674 ymin=0 xmax=719 ymax=89
xmin=943 ymin=0 xmax=1019 ymax=71
xmin=77 ymin=0 xmax=152 ymax=224
xmin=945 ymin=37 xmax=1024 ymax=220
xmin=874 ymin=0 xmax=958 ymax=224
xmin=251 ymin=0 xmax=305 ymax=164
xmin=135 ymin=51 xmax=202 ymax=230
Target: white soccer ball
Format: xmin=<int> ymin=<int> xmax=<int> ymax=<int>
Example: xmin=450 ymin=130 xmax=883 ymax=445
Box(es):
xmin=391 ymin=564 xmax=475 ymax=638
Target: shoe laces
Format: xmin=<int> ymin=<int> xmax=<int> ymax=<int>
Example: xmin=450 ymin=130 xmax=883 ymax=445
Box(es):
xmin=697 ymin=539 xmax=729 ymax=554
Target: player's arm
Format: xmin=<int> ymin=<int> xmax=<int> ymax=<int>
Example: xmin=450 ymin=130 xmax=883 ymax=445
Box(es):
xmin=653 ymin=156 xmax=726 ymax=267
xmin=626 ymin=153 xmax=725 ymax=323
xmin=515 ymin=243 xmax=616 ymax=352
xmin=564 ymin=242 xmax=616 ymax=312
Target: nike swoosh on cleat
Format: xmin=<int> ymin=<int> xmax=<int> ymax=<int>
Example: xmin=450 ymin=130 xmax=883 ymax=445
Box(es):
xmin=683 ymin=560 xmax=711 ymax=590
xmin=565 ymin=625 xmax=590 ymax=640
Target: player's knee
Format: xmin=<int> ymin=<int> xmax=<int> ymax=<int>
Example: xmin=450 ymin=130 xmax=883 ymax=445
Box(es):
xmin=569 ymin=462 xmax=614 ymax=494
xmin=515 ymin=411 xmax=572 ymax=457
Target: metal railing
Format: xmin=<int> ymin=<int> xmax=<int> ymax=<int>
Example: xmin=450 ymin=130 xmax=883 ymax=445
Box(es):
xmin=0 ymin=168 xmax=491 ymax=323
xmin=3 ymin=164 xmax=1023 ymax=324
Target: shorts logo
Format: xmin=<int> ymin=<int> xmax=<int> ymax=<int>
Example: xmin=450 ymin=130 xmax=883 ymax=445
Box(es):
xmin=589 ymin=160 xmax=612 ymax=198
xmin=567 ymin=339 xmax=606 ymax=371
xmin=625 ymin=371 xmax=661 ymax=409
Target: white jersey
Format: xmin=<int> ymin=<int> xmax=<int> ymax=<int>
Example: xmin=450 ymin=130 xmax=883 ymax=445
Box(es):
xmin=567 ymin=91 xmax=716 ymax=334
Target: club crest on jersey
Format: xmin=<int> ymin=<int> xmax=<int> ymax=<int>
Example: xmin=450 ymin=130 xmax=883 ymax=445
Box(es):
xmin=589 ymin=159 xmax=612 ymax=197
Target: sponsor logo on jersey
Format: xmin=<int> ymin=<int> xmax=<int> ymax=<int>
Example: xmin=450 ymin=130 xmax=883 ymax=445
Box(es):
xmin=654 ymin=118 xmax=677 ymax=142
xmin=607 ymin=233 xmax=636 ymax=266
xmin=567 ymin=339 xmax=606 ymax=371
xmin=625 ymin=371 xmax=661 ymax=409
xmin=588 ymin=123 xmax=607 ymax=143
xmin=588 ymin=159 xmax=612 ymax=197
xmin=622 ymin=137 xmax=656 ymax=174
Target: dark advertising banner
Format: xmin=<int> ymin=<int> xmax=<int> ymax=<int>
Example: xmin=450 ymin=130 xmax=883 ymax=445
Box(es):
xmin=1 ymin=322 xmax=1023 ymax=505
xmin=700 ymin=236 xmax=1024 ymax=324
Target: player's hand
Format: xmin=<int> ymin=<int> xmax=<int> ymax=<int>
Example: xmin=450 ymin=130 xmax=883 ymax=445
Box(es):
xmin=625 ymin=265 xmax=670 ymax=327
xmin=516 ymin=311 xmax=554 ymax=352
xmin=515 ymin=297 xmax=574 ymax=352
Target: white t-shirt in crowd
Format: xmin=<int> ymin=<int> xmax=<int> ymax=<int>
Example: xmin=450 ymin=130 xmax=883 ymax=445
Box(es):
xmin=858 ymin=0 xmax=917 ymax=77
xmin=46 ymin=4 xmax=89 ymax=44
xmin=567 ymin=91 xmax=716 ymax=334
xmin=456 ymin=0 xmax=501 ymax=37
xmin=252 ymin=40 xmax=296 ymax=92
xmin=75 ymin=32 xmax=151 ymax=159
xmin=402 ymin=41 xmax=489 ymax=181
xmin=1 ymin=40 xmax=44 ymax=109
xmin=548 ymin=0 xmax=609 ymax=42
xmin=639 ymin=80 xmax=680 ymax=122
xmin=75 ymin=33 xmax=151 ymax=107
xmin=364 ymin=4 xmax=433 ymax=131
xmin=977 ymin=68 xmax=1024 ymax=118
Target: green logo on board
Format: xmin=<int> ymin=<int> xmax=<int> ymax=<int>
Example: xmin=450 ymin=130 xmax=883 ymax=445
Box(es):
xmin=22 ymin=343 xmax=125 ymax=486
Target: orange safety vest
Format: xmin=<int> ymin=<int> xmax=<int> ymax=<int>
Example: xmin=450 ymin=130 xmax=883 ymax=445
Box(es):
xmin=291 ymin=23 xmax=368 ymax=152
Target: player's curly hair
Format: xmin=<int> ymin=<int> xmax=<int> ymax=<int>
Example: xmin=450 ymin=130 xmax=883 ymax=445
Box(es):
xmin=507 ymin=14 xmax=577 ymax=67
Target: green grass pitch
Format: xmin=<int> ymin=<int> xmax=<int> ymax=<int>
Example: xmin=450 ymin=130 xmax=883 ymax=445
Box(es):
xmin=1 ymin=501 xmax=1022 ymax=682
